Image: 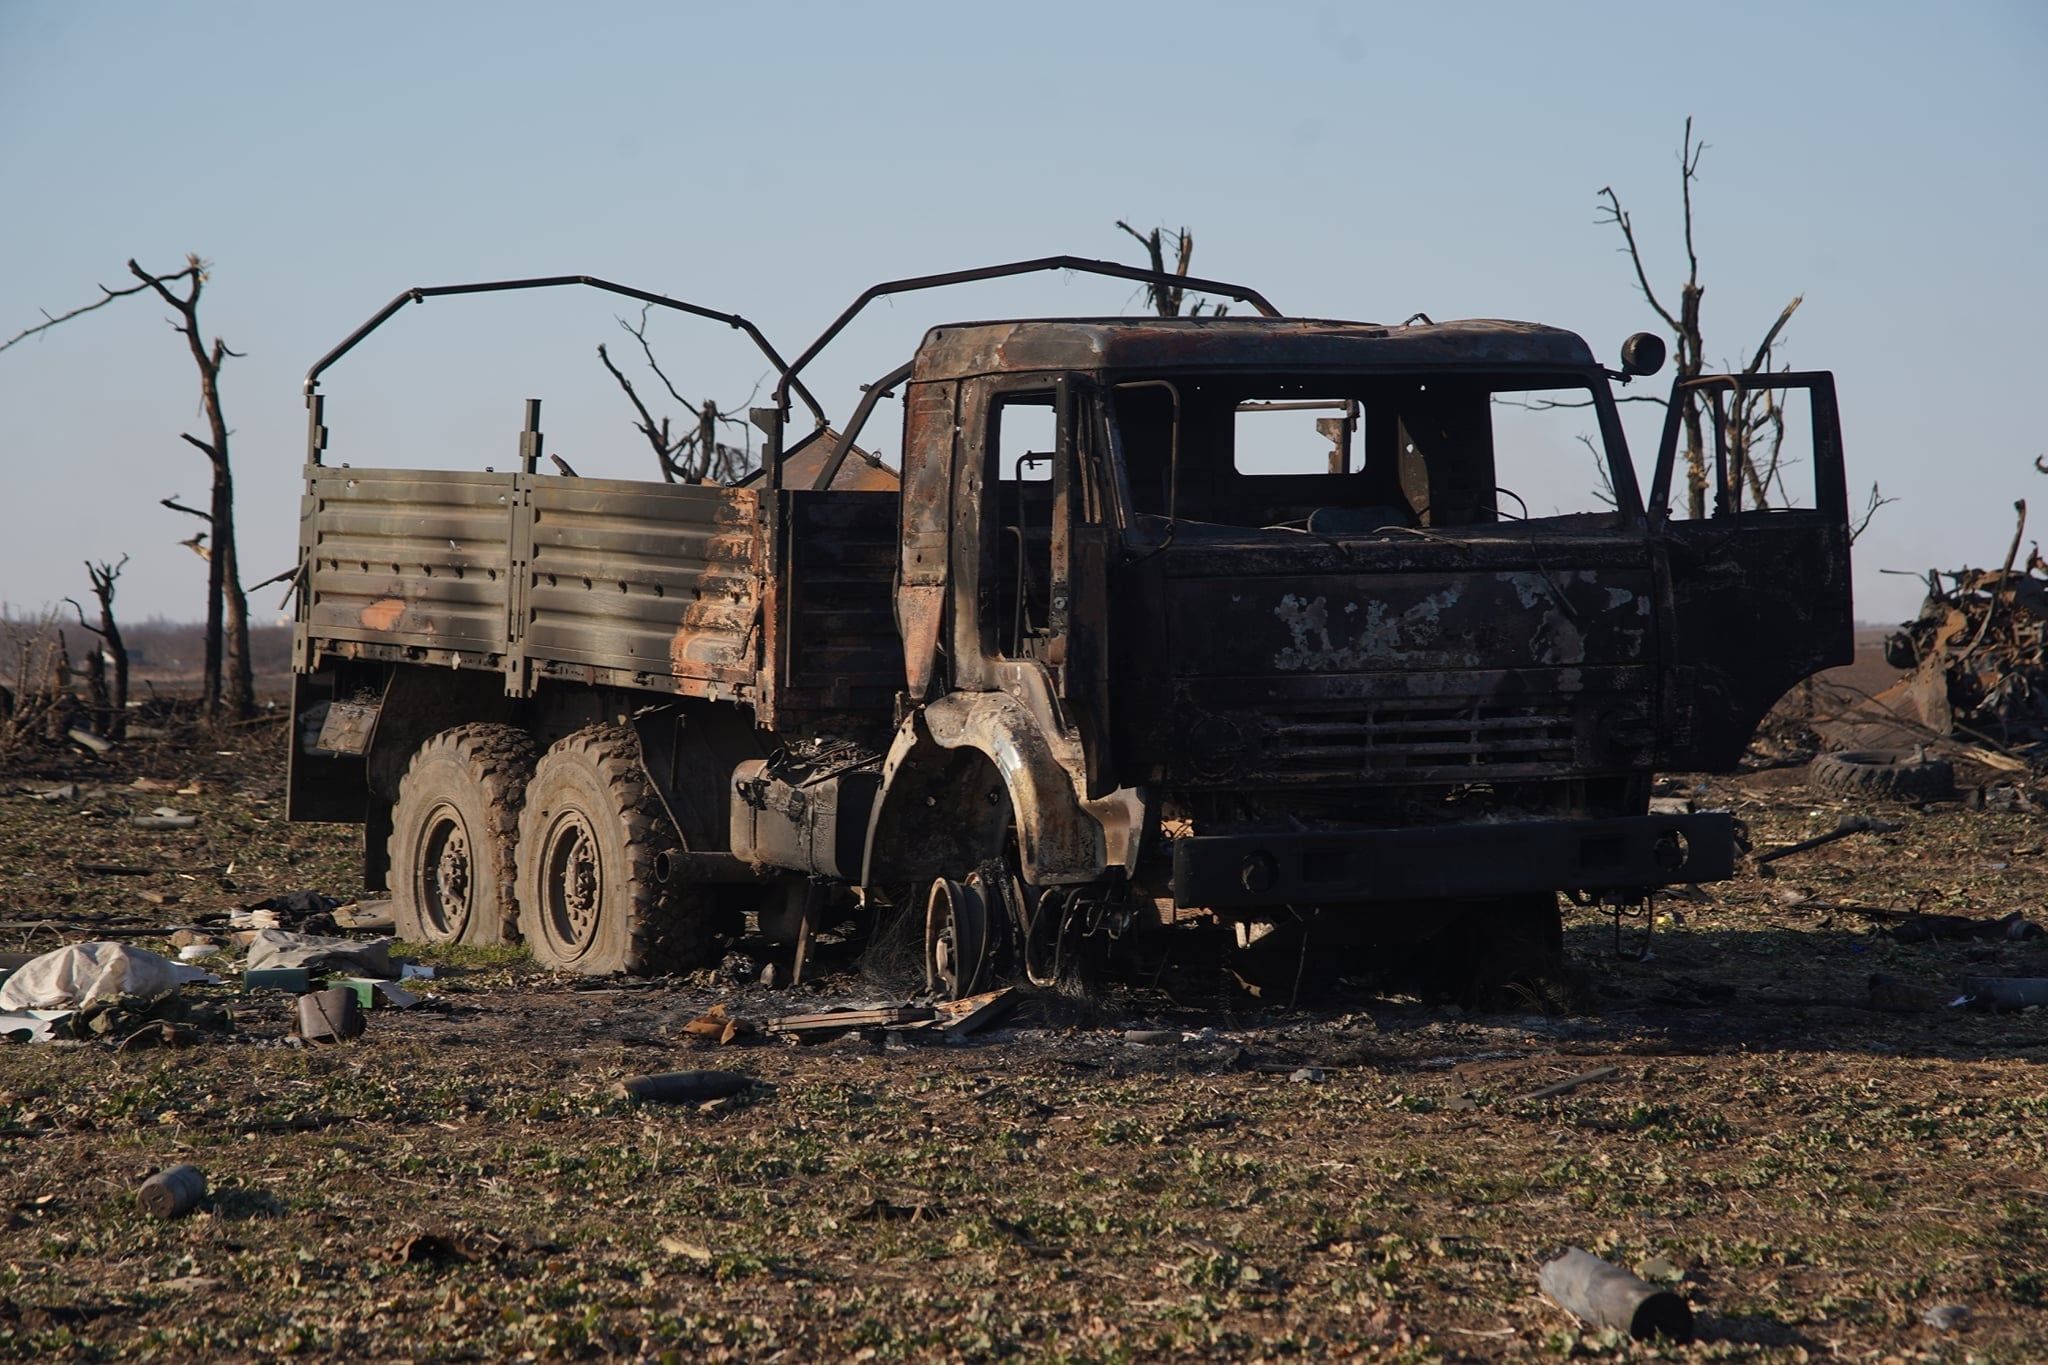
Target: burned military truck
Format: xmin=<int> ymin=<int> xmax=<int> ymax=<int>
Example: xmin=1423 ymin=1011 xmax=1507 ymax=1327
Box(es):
xmin=287 ymin=257 xmax=1853 ymax=994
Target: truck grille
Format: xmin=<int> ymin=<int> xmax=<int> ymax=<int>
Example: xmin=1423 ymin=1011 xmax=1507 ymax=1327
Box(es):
xmin=1266 ymin=698 xmax=1578 ymax=777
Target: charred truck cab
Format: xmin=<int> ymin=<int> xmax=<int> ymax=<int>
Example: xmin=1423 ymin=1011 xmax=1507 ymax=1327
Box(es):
xmin=288 ymin=258 xmax=1853 ymax=996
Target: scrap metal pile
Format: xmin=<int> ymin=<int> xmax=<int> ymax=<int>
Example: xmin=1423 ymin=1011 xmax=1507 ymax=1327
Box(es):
xmin=1882 ymin=556 xmax=2048 ymax=755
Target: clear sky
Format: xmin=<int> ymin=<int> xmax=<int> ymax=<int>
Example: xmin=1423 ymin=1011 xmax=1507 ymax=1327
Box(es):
xmin=2 ymin=0 xmax=2042 ymax=626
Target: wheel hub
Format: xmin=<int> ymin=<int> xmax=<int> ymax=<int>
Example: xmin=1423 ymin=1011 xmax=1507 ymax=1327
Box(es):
xmin=924 ymin=875 xmax=992 ymax=1000
xmin=543 ymin=813 xmax=605 ymax=955
xmin=415 ymin=805 xmax=474 ymax=940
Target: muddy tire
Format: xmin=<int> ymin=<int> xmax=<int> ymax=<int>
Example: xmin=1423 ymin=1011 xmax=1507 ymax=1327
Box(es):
xmin=388 ymin=724 xmax=535 ymax=947
xmin=1808 ymin=749 xmax=1956 ymax=802
xmin=514 ymin=725 xmax=713 ymax=975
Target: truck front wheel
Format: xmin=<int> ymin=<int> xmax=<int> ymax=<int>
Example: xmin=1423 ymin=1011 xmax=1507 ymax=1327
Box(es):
xmin=514 ymin=725 xmax=713 ymax=975
xmin=388 ymin=724 xmax=536 ymax=947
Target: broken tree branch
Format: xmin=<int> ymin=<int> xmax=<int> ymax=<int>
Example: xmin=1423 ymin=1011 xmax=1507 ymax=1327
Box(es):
xmin=1595 ymin=187 xmax=1681 ymax=334
xmin=0 ymin=265 xmax=200 ymax=355
xmin=1849 ymin=482 xmax=1896 ymax=544
xmin=596 ymin=341 xmax=679 ymax=482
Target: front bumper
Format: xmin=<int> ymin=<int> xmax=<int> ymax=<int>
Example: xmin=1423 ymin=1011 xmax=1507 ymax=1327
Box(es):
xmin=1170 ymin=812 xmax=1734 ymax=909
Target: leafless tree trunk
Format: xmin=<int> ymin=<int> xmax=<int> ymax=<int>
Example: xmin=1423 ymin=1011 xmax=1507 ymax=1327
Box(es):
xmin=1114 ymin=221 xmax=1228 ymax=318
xmin=66 ymin=556 xmax=130 ymax=740
xmin=1598 ymin=120 xmax=1803 ymax=519
xmin=1 ymin=255 xmax=254 ymax=719
xmin=43 ymin=631 xmax=73 ymax=741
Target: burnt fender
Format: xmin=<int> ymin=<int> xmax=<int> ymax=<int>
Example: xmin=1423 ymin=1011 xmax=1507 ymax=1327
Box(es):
xmin=862 ymin=691 xmax=1107 ymax=888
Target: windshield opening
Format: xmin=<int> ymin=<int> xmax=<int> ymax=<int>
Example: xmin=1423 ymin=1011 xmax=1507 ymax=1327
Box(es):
xmin=1110 ymin=372 xmax=1634 ymax=534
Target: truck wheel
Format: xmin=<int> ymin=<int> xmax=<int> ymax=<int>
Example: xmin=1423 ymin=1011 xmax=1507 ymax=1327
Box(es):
xmin=923 ymin=863 xmax=1022 ymax=999
xmin=388 ymin=724 xmax=535 ymax=946
xmin=925 ymin=876 xmax=992 ymax=999
xmin=1807 ymin=749 xmax=1956 ymax=802
xmin=514 ymin=725 xmax=712 ymax=974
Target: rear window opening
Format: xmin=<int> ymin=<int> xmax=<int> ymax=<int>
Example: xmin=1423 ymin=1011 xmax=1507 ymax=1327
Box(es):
xmin=1112 ymin=373 xmax=1635 ymax=533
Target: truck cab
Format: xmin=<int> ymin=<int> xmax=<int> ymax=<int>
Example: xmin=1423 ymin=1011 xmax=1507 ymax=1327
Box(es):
xmin=854 ymin=311 xmax=1852 ymax=992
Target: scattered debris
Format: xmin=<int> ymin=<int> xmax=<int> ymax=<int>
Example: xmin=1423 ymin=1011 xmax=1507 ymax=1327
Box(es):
xmin=137 ymin=1165 xmax=206 ymax=1219
xmin=658 ymin=1235 xmax=714 ymax=1262
xmin=131 ymin=808 xmax=197 ymax=831
xmin=615 ymin=1070 xmax=754 ymax=1104
xmin=1921 ymin=1303 xmax=1974 ymax=1332
xmin=1889 ymin=909 xmax=2041 ymax=945
xmin=385 ymin=1231 xmax=467 ymax=1265
xmin=1807 ymin=749 xmax=1956 ymax=803
xmin=1516 ymin=1065 xmax=1619 ymax=1103
xmin=1961 ymin=977 xmax=2048 ymax=1012
xmin=1756 ymin=813 xmax=1902 ymax=866
xmin=372 ymin=981 xmax=421 ymax=1010
xmin=765 ymin=1005 xmax=933 ymax=1036
xmin=1123 ymin=1028 xmax=1180 ymax=1046
xmin=231 ymin=890 xmax=342 ymax=933
xmin=331 ymin=899 xmax=396 ymax=932
xmin=31 ymin=784 xmax=77 ymax=803
xmin=0 ymin=1010 xmax=77 ymax=1043
xmin=1539 ymin=1246 xmax=1694 ymax=1343
xmin=851 ymin=1189 xmax=945 ymax=1222
xmin=244 ymin=967 xmax=315 ymax=994
xmin=680 ymin=1004 xmax=754 ymax=1045
xmin=934 ymin=987 xmax=1018 ymax=1038
xmin=67 ymin=727 xmax=112 ymax=755
xmin=296 ymin=987 xmax=365 ymax=1043
xmin=0 ymin=942 xmax=216 ymax=1011
xmin=74 ymin=861 xmax=153 ymax=877
xmin=1880 ymin=540 xmax=2048 ymax=754
xmin=245 ymin=930 xmax=395 ymax=979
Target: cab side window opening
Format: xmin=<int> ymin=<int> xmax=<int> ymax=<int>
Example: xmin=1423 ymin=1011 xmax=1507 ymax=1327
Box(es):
xmin=1663 ymin=382 xmax=1819 ymax=520
xmin=987 ymin=393 xmax=1059 ymax=660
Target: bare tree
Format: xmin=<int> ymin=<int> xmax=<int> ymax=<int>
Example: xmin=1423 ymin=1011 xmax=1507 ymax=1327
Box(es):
xmin=65 ymin=556 xmax=130 ymax=740
xmin=1114 ymin=221 xmax=1228 ymax=318
xmin=595 ymin=306 xmax=758 ymax=484
xmin=1598 ymin=120 xmax=1807 ymax=519
xmin=0 ymin=610 xmax=69 ymax=756
xmin=2 ymin=256 xmax=254 ymax=718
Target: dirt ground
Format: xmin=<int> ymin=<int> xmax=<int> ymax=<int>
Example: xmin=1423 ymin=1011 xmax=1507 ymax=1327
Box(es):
xmin=2 ymin=698 xmax=2045 ymax=1361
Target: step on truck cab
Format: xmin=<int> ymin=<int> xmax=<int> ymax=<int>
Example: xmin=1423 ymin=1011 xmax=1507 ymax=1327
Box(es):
xmin=288 ymin=257 xmax=1853 ymax=995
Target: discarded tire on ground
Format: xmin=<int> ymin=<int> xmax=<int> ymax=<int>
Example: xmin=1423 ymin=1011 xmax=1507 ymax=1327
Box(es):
xmin=514 ymin=725 xmax=716 ymax=974
xmin=389 ymin=723 xmax=536 ymax=946
xmin=1807 ymin=749 xmax=1956 ymax=802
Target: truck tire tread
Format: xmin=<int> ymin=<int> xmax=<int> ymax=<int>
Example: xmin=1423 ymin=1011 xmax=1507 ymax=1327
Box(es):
xmin=389 ymin=723 xmax=536 ymax=946
xmin=515 ymin=724 xmax=715 ymax=974
xmin=1807 ymin=749 xmax=1956 ymax=802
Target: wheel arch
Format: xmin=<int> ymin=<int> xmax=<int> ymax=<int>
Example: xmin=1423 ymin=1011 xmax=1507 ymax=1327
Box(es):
xmin=861 ymin=691 xmax=1106 ymax=888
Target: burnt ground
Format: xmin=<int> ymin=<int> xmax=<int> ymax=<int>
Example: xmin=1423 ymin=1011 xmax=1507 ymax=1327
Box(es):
xmin=1 ymin=712 xmax=2046 ymax=1361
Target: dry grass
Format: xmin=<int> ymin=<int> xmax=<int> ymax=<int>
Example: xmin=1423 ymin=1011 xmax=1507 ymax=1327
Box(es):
xmin=2 ymin=723 xmax=2045 ymax=1360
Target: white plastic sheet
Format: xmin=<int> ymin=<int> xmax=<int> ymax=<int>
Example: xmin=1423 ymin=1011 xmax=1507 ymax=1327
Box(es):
xmin=0 ymin=942 xmax=217 ymax=1011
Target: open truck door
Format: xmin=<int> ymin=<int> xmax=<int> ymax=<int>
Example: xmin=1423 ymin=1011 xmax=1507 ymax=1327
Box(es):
xmin=1650 ymin=371 xmax=1855 ymax=771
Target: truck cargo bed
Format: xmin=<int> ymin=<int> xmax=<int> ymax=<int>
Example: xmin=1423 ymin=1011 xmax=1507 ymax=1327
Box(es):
xmin=298 ymin=466 xmax=764 ymax=702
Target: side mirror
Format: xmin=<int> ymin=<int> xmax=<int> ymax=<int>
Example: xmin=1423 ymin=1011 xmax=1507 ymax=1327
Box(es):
xmin=1619 ymin=332 xmax=1667 ymax=378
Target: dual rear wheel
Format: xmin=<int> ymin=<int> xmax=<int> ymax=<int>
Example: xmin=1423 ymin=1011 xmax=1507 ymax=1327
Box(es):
xmin=388 ymin=722 xmax=716 ymax=974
